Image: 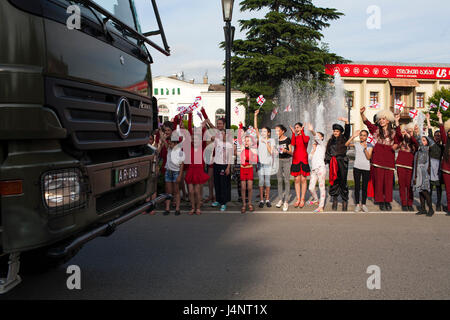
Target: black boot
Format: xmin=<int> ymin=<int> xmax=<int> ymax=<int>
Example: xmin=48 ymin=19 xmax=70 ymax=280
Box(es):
xmin=436 ymin=203 xmax=442 ymax=212
xmin=332 ymin=197 xmax=338 ymax=211
xmin=401 ymin=205 xmax=408 ymax=211
xmin=379 ymin=203 xmax=385 ymax=211
xmin=408 ymin=206 xmax=414 ymax=212
xmin=417 ymin=193 xmax=426 ymax=215
xmin=426 ymin=207 xmax=435 ymax=217
xmin=385 ymin=202 xmax=392 ymax=211
xmin=342 ymin=201 xmax=348 ymax=212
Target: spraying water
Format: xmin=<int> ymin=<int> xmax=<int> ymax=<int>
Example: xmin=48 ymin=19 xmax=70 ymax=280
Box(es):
xmin=265 ymin=72 xmax=347 ymax=143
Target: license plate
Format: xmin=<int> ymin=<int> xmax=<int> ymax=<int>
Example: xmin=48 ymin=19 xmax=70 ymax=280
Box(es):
xmin=114 ymin=166 xmax=139 ymax=186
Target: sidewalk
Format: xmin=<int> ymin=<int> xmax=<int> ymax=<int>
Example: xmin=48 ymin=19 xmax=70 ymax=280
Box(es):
xmin=171 ymin=186 xmax=448 ymax=214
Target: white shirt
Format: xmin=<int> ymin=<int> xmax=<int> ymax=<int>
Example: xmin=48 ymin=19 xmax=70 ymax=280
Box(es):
xmin=214 ymin=138 xmax=233 ymax=165
xmin=309 ymin=134 xmax=326 ymax=170
xmin=258 ymin=138 xmax=274 ymax=165
xmin=353 ymin=142 xmax=373 ymax=171
xmin=166 ymin=146 xmax=185 ymax=172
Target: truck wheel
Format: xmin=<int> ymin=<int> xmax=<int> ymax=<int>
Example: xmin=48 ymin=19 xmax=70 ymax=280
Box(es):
xmin=19 ymin=247 xmax=80 ymax=275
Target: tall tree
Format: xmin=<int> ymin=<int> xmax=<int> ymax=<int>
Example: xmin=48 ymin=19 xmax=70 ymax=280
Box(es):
xmin=226 ymin=0 xmax=347 ymax=116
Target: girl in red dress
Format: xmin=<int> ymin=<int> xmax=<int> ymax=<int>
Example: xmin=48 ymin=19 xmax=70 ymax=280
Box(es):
xmin=239 ymin=133 xmax=258 ymax=213
xmin=289 ymin=122 xmax=310 ymax=208
xmin=184 ymin=112 xmax=210 ymax=215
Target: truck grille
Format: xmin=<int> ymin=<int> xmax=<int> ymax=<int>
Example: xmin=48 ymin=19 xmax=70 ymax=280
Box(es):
xmin=45 ymin=77 xmax=153 ymax=150
xmin=96 ymin=180 xmax=147 ymax=214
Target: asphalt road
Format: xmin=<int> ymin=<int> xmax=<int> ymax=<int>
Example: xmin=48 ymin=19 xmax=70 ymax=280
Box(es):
xmin=2 ymin=207 xmax=450 ymax=300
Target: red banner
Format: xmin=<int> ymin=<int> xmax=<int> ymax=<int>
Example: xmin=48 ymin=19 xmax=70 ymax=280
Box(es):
xmin=325 ymin=64 xmax=450 ymax=80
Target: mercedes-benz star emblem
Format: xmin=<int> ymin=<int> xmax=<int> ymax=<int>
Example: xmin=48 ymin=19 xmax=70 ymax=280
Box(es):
xmin=116 ymin=97 xmax=132 ymax=139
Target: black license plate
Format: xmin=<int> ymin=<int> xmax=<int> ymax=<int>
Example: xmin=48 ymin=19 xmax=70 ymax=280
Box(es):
xmin=114 ymin=166 xmax=139 ymax=186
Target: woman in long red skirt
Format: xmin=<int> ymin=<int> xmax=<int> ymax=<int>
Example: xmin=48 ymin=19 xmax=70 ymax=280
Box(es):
xmin=437 ymin=110 xmax=450 ymax=216
xmin=360 ymin=107 xmax=401 ymax=211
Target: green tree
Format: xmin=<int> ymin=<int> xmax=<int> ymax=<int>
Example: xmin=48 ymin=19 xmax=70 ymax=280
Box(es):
xmin=225 ymin=0 xmax=347 ymax=118
xmin=427 ymin=87 xmax=450 ymax=127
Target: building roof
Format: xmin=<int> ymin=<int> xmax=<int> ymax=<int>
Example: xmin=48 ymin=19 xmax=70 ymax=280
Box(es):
xmin=350 ymin=61 xmax=450 ymax=68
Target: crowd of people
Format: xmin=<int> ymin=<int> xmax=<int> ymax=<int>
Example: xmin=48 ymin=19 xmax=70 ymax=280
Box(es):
xmin=144 ymin=105 xmax=450 ymax=217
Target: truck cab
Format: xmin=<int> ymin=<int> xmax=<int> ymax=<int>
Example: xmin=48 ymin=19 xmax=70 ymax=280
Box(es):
xmin=0 ymin=0 xmax=170 ymax=293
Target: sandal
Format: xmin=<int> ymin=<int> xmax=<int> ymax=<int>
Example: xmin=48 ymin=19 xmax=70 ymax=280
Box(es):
xmin=314 ymin=207 xmax=323 ymax=213
xmin=299 ymin=199 xmax=305 ymax=208
xmin=195 ymin=209 xmax=202 ymax=215
xmin=188 ymin=208 xmax=195 ymax=215
xmin=248 ymin=204 xmax=254 ymax=212
xmin=241 ymin=206 xmax=247 ymax=214
xmin=294 ymin=199 xmax=301 ymax=208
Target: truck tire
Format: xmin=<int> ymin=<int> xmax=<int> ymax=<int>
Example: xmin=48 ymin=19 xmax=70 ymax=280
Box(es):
xmin=19 ymin=247 xmax=81 ymax=275
xmin=0 ymin=254 xmax=8 ymax=277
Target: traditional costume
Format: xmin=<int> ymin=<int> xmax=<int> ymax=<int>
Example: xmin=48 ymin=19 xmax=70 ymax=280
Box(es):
xmin=290 ymin=127 xmax=310 ymax=177
xmin=325 ymin=123 xmax=351 ymax=210
xmin=395 ymin=123 xmax=418 ymax=210
xmin=364 ymin=110 xmax=401 ymax=210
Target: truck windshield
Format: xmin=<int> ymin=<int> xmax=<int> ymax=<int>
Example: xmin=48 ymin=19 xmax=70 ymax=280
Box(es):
xmin=92 ymin=0 xmax=141 ymax=31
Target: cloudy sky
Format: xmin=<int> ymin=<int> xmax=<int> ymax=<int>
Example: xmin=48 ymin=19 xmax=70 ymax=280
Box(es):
xmin=134 ymin=0 xmax=450 ymax=84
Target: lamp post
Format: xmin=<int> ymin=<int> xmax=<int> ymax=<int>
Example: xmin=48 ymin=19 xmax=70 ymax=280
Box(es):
xmin=346 ymin=93 xmax=353 ymax=126
xmin=222 ymin=0 xmax=235 ymax=129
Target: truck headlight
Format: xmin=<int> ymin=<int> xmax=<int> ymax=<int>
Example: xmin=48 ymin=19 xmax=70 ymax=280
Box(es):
xmin=42 ymin=169 xmax=85 ymax=212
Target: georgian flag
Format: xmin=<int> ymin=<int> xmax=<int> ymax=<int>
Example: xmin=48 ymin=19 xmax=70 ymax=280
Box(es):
xmin=270 ymin=108 xmax=278 ymax=120
xmin=246 ymin=126 xmax=257 ymax=137
xmin=430 ymin=103 xmax=438 ymax=109
xmin=440 ymin=98 xmax=449 ymax=111
xmin=409 ymin=109 xmax=419 ymax=119
xmin=257 ymin=95 xmax=265 ymax=106
xmin=367 ymin=133 xmax=375 ymax=145
xmin=369 ymin=103 xmax=379 ymax=109
xmin=234 ymin=105 xmax=239 ymax=116
xmin=284 ymin=104 xmax=292 ymax=112
xmin=394 ymin=101 xmax=405 ymax=112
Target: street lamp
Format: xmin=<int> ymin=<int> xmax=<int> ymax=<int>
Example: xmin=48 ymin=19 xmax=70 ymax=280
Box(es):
xmin=346 ymin=93 xmax=353 ymax=126
xmin=222 ymin=0 xmax=235 ymax=128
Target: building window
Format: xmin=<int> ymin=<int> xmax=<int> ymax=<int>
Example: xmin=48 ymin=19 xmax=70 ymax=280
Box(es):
xmin=370 ymin=92 xmax=379 ymax=105
xmin=154 ymin=88 xmax=158 ymax=95
xmin=215 ymin=108 xmax=225 ymax=123
xmin=160 ymin=88 xmax=164 ymax=95
xmin=178 ymin=88 xmax=181 ymax=95
xmin=416 ymin=92 xmax=425 ymax=108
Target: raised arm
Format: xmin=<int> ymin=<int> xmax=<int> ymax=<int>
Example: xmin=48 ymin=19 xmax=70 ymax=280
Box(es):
xmin=254 ymin=109 xmax=260 ymax=140
xmin=345 ymin=130 xmax=360 ymax=147
xmin=361 ymin=107 xmax=378 ymax=135
xmin=438 ymin=110 xmax=447 ymax=145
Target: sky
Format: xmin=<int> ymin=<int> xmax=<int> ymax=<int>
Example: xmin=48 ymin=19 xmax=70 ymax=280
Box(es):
xmin=134 ymin=0 xmax=450 ymax=84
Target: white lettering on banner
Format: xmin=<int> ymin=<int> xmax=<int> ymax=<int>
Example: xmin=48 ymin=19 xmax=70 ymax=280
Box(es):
xmin=437 ymin=69 xmax=448 ymax=78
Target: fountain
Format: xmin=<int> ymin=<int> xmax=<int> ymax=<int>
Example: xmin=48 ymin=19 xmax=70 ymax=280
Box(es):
xmin=264 ymin=72 xmax=348 ymax=147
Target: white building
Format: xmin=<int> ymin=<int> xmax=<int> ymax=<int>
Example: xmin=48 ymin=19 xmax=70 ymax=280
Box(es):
xmin=153 ymin=75 xmax=247 ymax=127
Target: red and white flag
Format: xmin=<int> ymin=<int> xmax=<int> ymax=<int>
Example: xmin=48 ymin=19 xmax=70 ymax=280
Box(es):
xmin=270 ymin=108 xmax=278 ymax=120
xmin=409 ymin=109 xmax=419 ymax=119
xmin=256 ymin=95 xmax=265 ymax=106
xmin=369 ymin=103 xmax=379 ymax=109
xmin=430 ymin=103 xmax=438 ymax=109
xmin=394 ymin=101 xmax=405 ymax=112
xmin=367 ymin=133 xmax=375 ymax=145
xmin=284 ymin=104 xmax=292 ymax=112
xmin=440 ymin=98 xmax=449 ymax=111
xmin=234 ymin=105 xmax=239 ymax=116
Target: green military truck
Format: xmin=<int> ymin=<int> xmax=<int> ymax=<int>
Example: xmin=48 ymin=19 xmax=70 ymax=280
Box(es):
xmin=0 ymin=0 xmax=170 ymax=293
